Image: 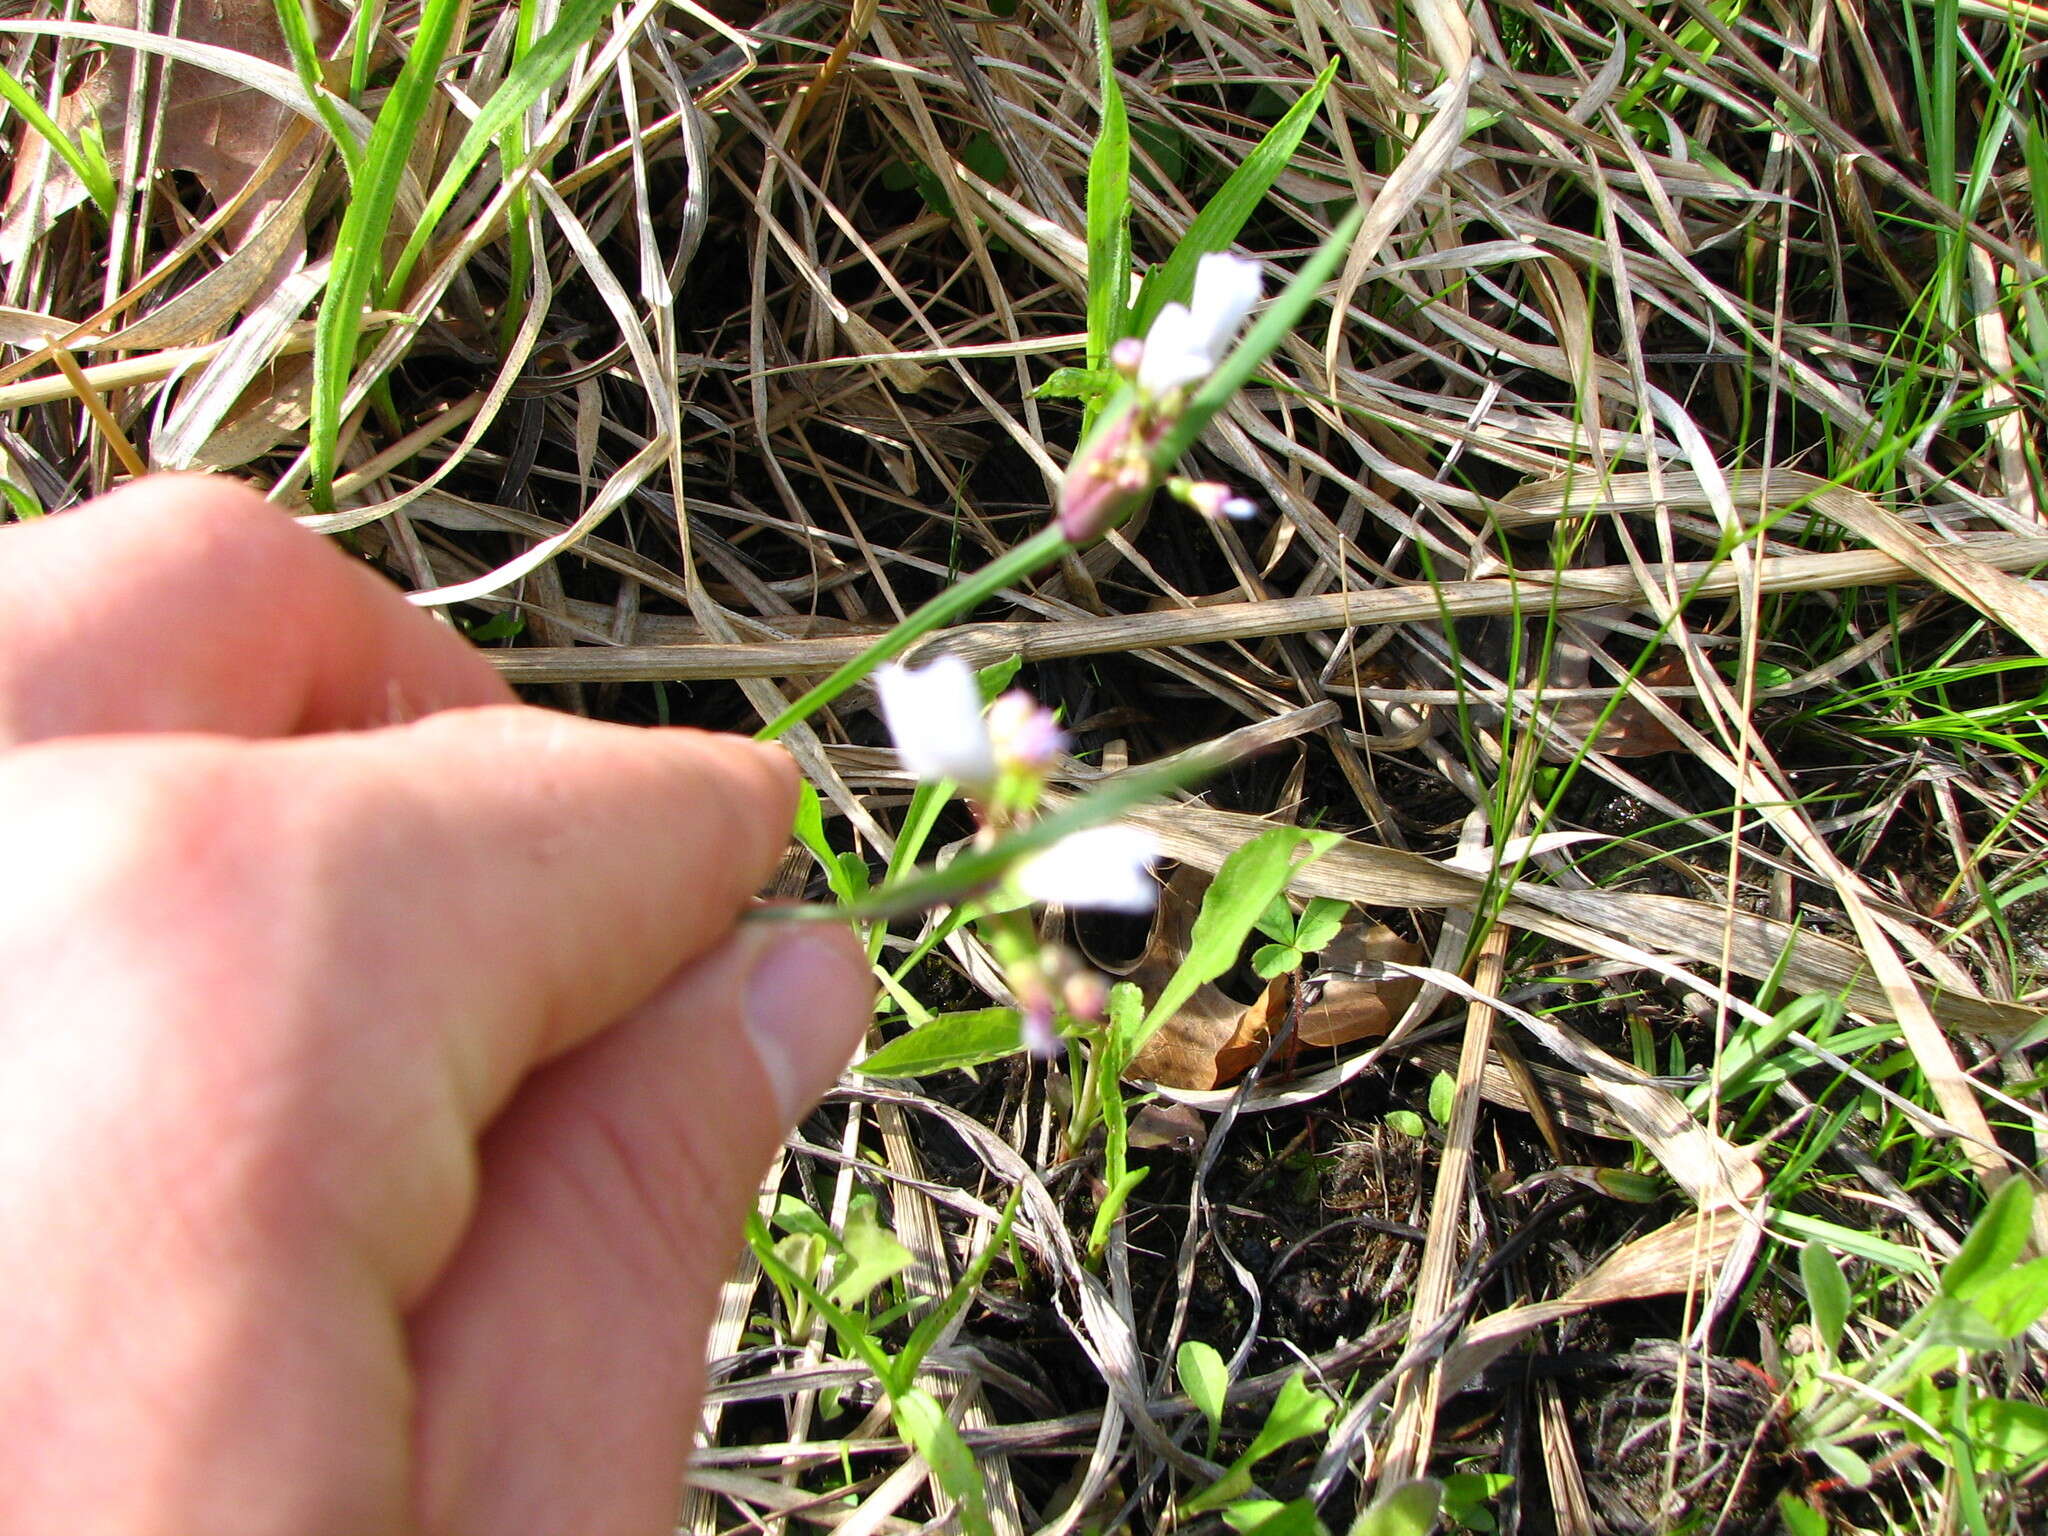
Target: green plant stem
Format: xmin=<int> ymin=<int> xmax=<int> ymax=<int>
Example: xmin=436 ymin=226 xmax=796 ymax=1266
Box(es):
xmin=754 ymin=523 xmax=1070 ymax=741
xmin=1065 ymin=1028 xmax=1107 ymax=1159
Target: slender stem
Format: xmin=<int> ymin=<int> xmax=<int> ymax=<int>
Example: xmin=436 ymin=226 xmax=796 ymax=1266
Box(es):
xmin=755 ymin=523 xmax=1071 ymax=742
xmin=1066 ymin=1031 xmax=1105 ymax=1160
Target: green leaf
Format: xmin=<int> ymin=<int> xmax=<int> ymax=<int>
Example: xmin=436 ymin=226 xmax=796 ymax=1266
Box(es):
xmin=792 ymin=779 xmax=830 ymax=862
xmin=1252 ymin=942 xmax=1303 ymax=979
xmin=270 ymin=0 xmax=358 ymax=177
xmin=1969 ymin=1397 xmax=2048 ymax=1476
xmin=961 ymin=131 xmax=1008 ymax=183
xmin=1386 ymin=1110 xmax=1427 ymax=1139
xmin=1136 ymin=827 xmax=1335 ymax=1052
xmin=1772 ymin=1210 xmax=1934 ymax=1278
xmin=1800 ymin=1240 xmax=1852 ymax=1359
xmin=893 ymin=1388 xmax=993 ymax=1536
xmin=773 ymin=1232 xmax=824 ymax=1290
xmin=1181 ymin=1467 xmax=1255 ymax=1517
xmin=768 ymin=1194 xmax=833 ymax=1242
xmin=1811 ymin=1440 xmax=1873 ymax=1489
xmin=1776 ymin=1494 xmax=1829 ymax=1536
xmin=0 ymin=479 xmax=45 ymax=521
xmin=1082 ymin=0 xmax=1131 ymax=370
xmin=1440 ymin=1471 xmax=1513 ymax=1511
xmin=1035 ymin=365 xmax=1116 ymax=401
xmin=1293 ymin=897 xmax=1348 ymax=954
xmin=834 ymin=850 xmax=872 ymax=900
xmin=1591 ymin=1167 xmax=1663 ymax=1203
xmin=744 ymin=1213 xmax=894 ymax=1380
xmin=1225 ymin=1499 xmax=1327 ymax=1536
xmin=1106 ymin=980 xmax=1146 ymax=1056
xmin=828 ymin=1197 xmax=914 ymax=1311
xmin=1963 ymin=1254 xmax=2048 ymax=1340
xmin=1177 ymin=1340 xmax=1230 ymax=1457
xmin=855 ymin=1009 xmax=1024 ymax=1077
xmin=1921 ymin=1294 xmax=2010 ymax=1354
xmin=1346 ymin=1479 xmax=1444 ymax=1536
xmin=976 ymin=654 xmax=1023 ymax=699
xmin=1943 ymin=1178 xmax=2036 ymax=1302
xmin=1254 ymin=893 xmax=1299 ymax=945
xmin=1427 ymin=1071 xmax=1456 ymax=1127
xmin=1128 ymin=57 xmax=1342 ymax=339
xmin=1243 ymin=1371 xmax=1335 ymax=1466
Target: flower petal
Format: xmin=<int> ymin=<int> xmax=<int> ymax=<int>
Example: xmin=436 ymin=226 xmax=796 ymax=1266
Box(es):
xmin=1135 ymin=302 xmax=1216 ymax=396
xmin=874 ymin=656 xmax=997 ymax=787
xmin=1188 ymin=251 xmax=1263 ymax=355
xmin=1014 ymin=825 xmax=1160 ymax=913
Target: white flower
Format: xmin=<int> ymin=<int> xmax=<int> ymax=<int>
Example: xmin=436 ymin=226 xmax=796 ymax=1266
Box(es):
xmin=875 ymin=656 xmax=996 ymax=788
xmin=1014 ymin=825 xmax=1161 ymax=913
xmin=1136 ymin=252 xmax=1263 ymax=397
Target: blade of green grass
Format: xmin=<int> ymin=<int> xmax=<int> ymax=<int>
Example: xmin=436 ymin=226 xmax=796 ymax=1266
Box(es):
xmin=0 ymin=67 xmax=114 ymax=213
xmin=306 ymin=0 xmax=466 ymax=510
xmin=382 ymin=0 xmax=623 ymax=305
xmin=1127 ymin=56 xmax=1341 ymax=338
xmin=270 ymin=0 xmax=360 ymax=177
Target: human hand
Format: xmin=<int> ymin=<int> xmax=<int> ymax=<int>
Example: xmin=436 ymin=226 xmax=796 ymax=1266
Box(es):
xmin=0 ymin=476 xmax=872 ymax=1534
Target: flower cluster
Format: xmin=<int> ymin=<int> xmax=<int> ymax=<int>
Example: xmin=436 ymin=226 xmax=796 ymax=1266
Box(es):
xmin=1057 ymin=251 xmax=1267 ymax=543
xmin=876 ymin=654 xmax=1159 ymax=1055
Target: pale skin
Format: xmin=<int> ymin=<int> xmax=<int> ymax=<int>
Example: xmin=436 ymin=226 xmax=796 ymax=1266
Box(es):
xmin=0 ymin=475 xmax=874 ymax=1535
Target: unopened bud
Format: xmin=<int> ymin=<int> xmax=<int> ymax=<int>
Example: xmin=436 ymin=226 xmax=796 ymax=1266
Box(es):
xmin=1057 ymin=410 xmax=1152 ymax=543
xmin=987 ymin=690 xmax=1066 ymax=774
xmin=1061 ymin=969 xmax=1109 ymax=1023
xmin=1170 ymin=477 xmax=1258 ymax=521
xmin=1109 ymin=336 xmax=1145 ymax=378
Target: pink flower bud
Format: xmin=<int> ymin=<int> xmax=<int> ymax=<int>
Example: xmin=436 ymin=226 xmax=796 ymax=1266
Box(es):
xmin=987 ymin=690 xmax=1066 ymax=773
xmin=1061 ymin=968 xmax=1109 ymax=1023
xmin=1057 ymin=410 xmax=1152 ymax=543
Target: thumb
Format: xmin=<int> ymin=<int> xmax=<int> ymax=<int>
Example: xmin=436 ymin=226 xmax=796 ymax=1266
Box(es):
xmin=407 ymin=918 xmax=871 ymax=1535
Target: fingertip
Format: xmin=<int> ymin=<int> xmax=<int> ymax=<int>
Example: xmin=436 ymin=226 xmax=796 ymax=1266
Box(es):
xmin=735 ymin=920 xmax=873 ymax=1124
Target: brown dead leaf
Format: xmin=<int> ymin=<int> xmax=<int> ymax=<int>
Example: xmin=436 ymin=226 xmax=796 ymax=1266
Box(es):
xmin=1542 ymin=649 xmax=1690 ymax=758
xmin=1104 ymin=868 xmax=1421 ymax=1091
xmin=1297 ymin=923 xmax=1424 ymax=1048
xmin=1 ymin=0 xmax=337 ymax=303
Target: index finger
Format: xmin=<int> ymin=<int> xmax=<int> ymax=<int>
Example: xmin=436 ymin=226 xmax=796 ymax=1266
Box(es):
xmin=0 ymin=475 xmax=510 ymax=747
